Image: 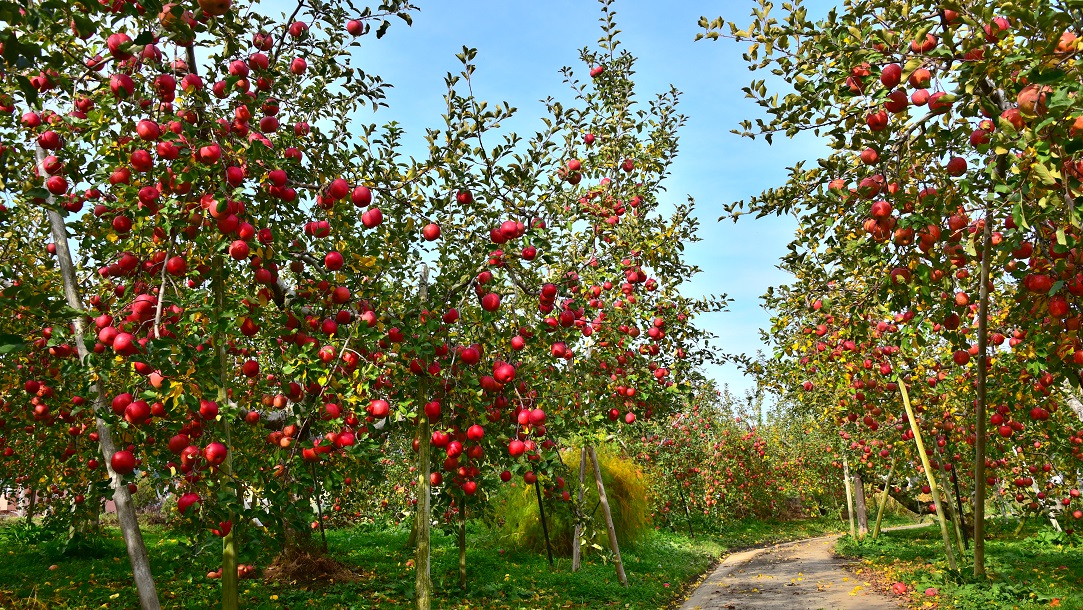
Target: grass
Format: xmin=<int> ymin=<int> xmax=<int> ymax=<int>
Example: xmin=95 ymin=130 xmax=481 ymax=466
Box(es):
xmin=836 ymin=518 xmax=1083 ymax=609
xmin=0 ymin=513 xmax=916 ymax=609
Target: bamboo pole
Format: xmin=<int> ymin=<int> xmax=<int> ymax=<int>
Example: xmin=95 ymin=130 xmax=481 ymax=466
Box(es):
xmin=897 ymin=376 xmax=959 ymax=571
xmin=872 ymin=458 xmax=897 ymax=538
xmin=38 ymin=146 xmax=162 ymax=610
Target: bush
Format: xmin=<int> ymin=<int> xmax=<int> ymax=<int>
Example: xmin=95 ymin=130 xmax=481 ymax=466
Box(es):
xmin=488 ymin=447 xmax=649 ymax=556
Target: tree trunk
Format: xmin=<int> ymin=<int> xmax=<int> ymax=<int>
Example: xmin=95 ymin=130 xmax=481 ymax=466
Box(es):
xmin=458 ymin=500 xmax=467 ymax=589
xmin=973 ymin=199 xmax=993 ymax=577
xmin=39 ymin=146 xmax=162 ymax=610
xmin=587 ymin=446 xmax=627 ymax=586
xmin=571 ymin=447 xmax=587 ymax=572
xmin=852 ymin=472 xmax=868 ymax=538
xmin=842 ymin=453 xmax=856 ymax=539
xmin=898 ymin=375 xmax=959 ymax=571
xmin=676 ymin=480 xmax=694 ymax=539
xmin=872 ymin=458 xmax=896 ymax=539
xmin=414 ymin=266 xmax=432 ymax=610
xmin=24 ymin=488 xmax=36 ymax=527
xmin=312 ymin=464 xmax=329 ymax=553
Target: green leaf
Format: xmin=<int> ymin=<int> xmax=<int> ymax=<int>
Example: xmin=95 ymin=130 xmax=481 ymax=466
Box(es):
xmin=1032 ymin=162 xmax=1058 ymax=186
xmin=0 ymin=333 xmax=26 ymax=354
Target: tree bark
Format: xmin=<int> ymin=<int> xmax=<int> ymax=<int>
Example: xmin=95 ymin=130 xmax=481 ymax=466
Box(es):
xmin=676 ymin=480 xmax=694 ymax=539
xmin=24 ymin=488 xmax=36 ymax=527
xmin=898 ymin=376 xmax=958 ymax=571
xmin=571 ymin=447 xmax=587 ymax=572
xmin=973 ymin=196 xmax=993 ymax=577
xmin=39 ymin=146 xmax=162 ymax=610
xmin=852 ymin=472 xmax=868 ymax=538
xmin=458 ymin=500 xmax=467 ymax=589
xmin=588 ymin=446 xmax=627 ymax=586
xmin=842 ymin=453 xmax=856 ymax=539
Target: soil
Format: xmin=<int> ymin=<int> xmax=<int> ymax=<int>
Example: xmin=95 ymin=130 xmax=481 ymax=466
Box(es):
xmin=679 ymin=525 xmax=929 ymax=610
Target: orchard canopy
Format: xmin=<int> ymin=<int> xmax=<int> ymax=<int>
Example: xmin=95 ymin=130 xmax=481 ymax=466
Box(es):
xmin=0 ymin=0 xmax=1080 ymax=609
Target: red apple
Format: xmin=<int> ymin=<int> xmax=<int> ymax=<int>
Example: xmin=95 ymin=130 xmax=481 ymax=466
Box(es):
xmin=204 ymin=442 xmax=228 ymax=466
xmin=110 ymin=450 xmax=136 ymax=475
xmin=422 ymin=223 xmax=441 ymax=241
xmin=880 ymin=64 xmax=901 ymax=88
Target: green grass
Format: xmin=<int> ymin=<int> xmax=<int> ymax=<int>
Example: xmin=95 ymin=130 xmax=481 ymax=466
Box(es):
xmin=836 ymin=519 xmax=1083 ymax=610
xmin=0 ymin=513 xmax=915 ymax=609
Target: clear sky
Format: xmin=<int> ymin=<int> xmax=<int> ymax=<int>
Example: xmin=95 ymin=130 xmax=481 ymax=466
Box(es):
xmin=272 ymin=0 xmax=837 ymax=397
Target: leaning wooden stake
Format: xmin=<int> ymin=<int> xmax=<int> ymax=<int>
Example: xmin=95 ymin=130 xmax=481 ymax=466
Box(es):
xmin=571 ymin=447 xmax=587 ymax=572
xmin=588 ymin=446 xmax=627 ymax=586
xmin=944 ymin=436 xmax=970 ymax=548
xmin=842 ymin=452 xmax=856 ymax=539
xmin=897 ymin=376 xmax=959 ymax=571
xmin=872 ymin=458 xmax=896 ymax=539
xmin=414 ymin=265 xmax=432 ymax=610
xmin=534 ymin=480 xmax=555 ymax=567
xmin=938 ymin=464 xmax=966 ymax=556
xmin=38 ymin=147 xmax=162 ymax=610
xmin=1013 ymin=514 xmax=1028 ymax=537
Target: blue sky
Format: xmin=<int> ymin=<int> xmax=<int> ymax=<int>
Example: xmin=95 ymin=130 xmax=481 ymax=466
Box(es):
xmin=283 ymin=0 xmax=836 ymax=397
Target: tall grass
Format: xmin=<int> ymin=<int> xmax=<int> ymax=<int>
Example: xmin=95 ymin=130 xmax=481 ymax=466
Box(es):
xmin=487 ymin=446 xmax=650 ymax=556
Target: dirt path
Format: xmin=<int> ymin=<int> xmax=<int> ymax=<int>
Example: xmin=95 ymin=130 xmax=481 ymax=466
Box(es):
xmin=679 ymin=525 xmax=930 ymax=610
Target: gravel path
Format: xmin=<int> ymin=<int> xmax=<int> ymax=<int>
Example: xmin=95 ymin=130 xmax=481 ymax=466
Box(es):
xmin=679 ymin=525 xmax=929 ymax=610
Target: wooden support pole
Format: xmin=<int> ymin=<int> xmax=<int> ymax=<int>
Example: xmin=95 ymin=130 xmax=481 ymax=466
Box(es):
xmin=588 ymin=446 xmax=627 ymax=586
xmin=535 ymin=480 xmax=554 ymax=567
xmin=571 ymin=447 xmax=587 ymax=572
xmin=38 ymin=146 xmax=162 ymax=610
xmin=872 ymin=458 xmax=896 ymax=538
xmin=898 ymin=375 xmax=959 ymax=571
